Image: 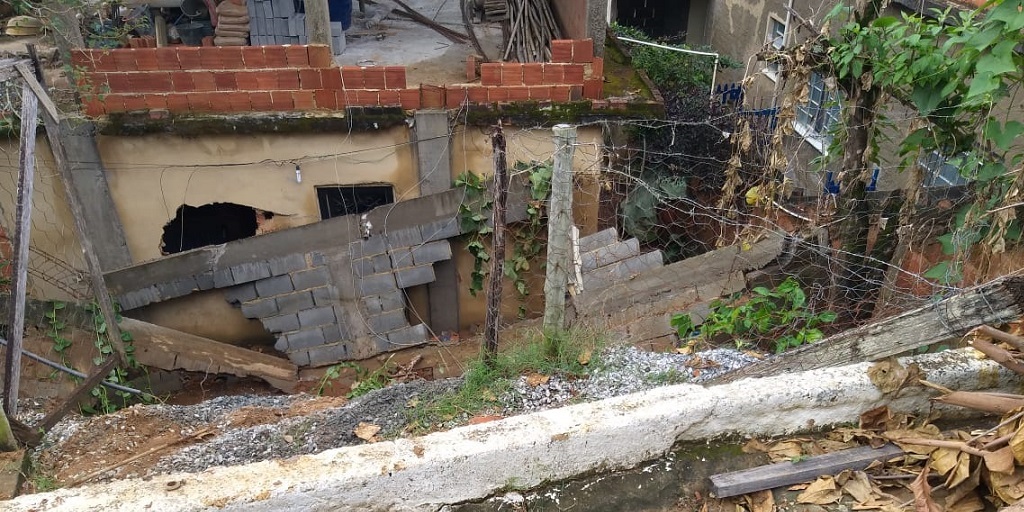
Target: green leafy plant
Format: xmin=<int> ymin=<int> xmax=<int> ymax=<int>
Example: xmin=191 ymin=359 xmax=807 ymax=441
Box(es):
xmin=455 ymin=163 xmax=553 ymax=310
xmin=823 ymin=1 xmax=1024 ymax=283
xmin=505 ymin=161 xmax=553 ymax=317
xmin=672 ymin=278 xmax=837 ymax=353
xmin=610 ymin=23 xmax=741 ymax=94
xmin=455 ymin=170 xmax=493 ymax=296
xmin=81 ymin=301 xmax=145 ymax=414
xmin=318 ymin=359 xmax=395 ymax=399
xmin=45 ymin=301 xmax=72 ymax=370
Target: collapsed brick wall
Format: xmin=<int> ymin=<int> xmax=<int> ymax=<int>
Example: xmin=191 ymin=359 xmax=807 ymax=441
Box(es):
xmin=71 ymin=39 xmax=606 ymax=116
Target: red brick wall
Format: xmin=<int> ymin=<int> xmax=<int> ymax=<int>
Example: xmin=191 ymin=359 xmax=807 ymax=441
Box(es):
xmin=71 ymin=41 xmax=605 ymax=116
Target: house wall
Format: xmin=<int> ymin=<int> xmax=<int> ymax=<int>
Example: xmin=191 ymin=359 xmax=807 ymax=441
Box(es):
xmin=0 ymin=123 xmax=606 ymax=347
xmin=450 ymin=125 xmax=605 ymax=326
xmin=97 ymin=126 xmax=419 ymax=263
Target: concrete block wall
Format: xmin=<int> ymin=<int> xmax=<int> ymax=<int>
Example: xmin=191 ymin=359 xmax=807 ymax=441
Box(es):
xmin=576 ymin=228 xmax=664 ymax=295
xmin=247 ymin=0 xmax=346 ymax=54
xmin=348 ymin=223 xmax=456 ymax=355
xmin=225 ymin=250 xmax=355 ymax=366
xmin=69 ymin=39 xmax=605 ymax=116
xmin=211 ymin=224 xmax=456 ymax=366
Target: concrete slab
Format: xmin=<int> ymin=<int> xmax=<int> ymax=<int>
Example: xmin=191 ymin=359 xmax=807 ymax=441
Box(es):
xmin=6 ymin=348 xmax=1015 ymax=511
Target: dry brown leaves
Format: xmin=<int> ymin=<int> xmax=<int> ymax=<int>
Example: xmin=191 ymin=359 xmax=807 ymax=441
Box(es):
xmin=353 ymin=422 xmax=381 ymax=442
xmin=736 ymin=403 xmax=1024 ymax=510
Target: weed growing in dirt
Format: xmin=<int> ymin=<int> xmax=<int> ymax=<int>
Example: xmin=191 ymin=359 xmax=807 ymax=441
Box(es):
xmin=644 ymin=368 xmax=688 ymax=386
xmin=317 ymin=358 xmax=395 ymax=399
xmin=408 ymin=326 xmax=606 ymax=433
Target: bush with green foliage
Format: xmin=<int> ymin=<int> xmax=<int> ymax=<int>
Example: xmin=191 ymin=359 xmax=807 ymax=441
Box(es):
xmin=671 ymin=278 xmax=837 ymax=353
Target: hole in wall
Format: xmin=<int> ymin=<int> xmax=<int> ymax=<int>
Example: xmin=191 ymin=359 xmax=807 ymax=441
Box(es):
xmin=316 ymin=185 xmax=395 ymax=220
xmin=616 ymin=0 xmax=690 ymax=39
xmin=161 ymin=202 xmax=280 ymax=255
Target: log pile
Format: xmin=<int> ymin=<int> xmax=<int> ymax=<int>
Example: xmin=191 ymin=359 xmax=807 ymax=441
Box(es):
xmin=215 ymin=0 xmax=251 ymax=46
xmin=502 ymin=0 xmax=561 ymax=62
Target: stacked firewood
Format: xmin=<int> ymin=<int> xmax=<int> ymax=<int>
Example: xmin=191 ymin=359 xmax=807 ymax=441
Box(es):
xmin=502 ymin=0 xmax=561 ymax=62
xmin=215 ymin=0 xmax=251 ymax=46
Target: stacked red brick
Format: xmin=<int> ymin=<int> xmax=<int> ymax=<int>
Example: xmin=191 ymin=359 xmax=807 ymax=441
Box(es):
xmin=71 ymin=39 xmax=604 ymax=116
xmin=451 ymin=38 xmax=603 ymax=108
xmin=73 ymin=45 xmax=413 ymax=115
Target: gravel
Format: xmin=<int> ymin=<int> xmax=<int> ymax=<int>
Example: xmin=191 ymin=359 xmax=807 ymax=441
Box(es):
xmin=34 ymin=345 xmax=759 ymax=480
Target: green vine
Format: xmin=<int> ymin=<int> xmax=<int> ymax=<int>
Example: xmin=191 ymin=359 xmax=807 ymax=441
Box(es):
xmin=505 ymin=161 xmax=552 ymax=317
xmin=44 ymin=301 xmax=72 ymax=373
xmin=82 ymin=301 xmax=143 ymax=414
xmin=455 ymin=170 xmax=493 ymax=296
xmin=455 ymin=162 xmax=554 ymax=315
xmin=43 ymin=300 xmax=147 ymax=413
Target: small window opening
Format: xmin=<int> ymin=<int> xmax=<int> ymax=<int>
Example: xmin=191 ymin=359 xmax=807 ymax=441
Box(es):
xmin=317 ymin=185 xmax=395 ymax=220
xmin=161 ymin=202 xmax=267 ymax=255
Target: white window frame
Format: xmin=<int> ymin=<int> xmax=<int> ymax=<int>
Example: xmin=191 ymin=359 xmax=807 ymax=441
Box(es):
xmin=763 ymin=15 xmax=787 ymax=81
xmin=794 ymin=71 xmax=841 ymax=153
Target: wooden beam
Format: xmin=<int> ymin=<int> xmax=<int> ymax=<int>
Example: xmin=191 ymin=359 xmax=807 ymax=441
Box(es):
xmin=15 ymin=63 xmax=130 ymax=367
xmin=15 ymin=63 xmax=59 ymax=121
xmin=2 ymin=81 xmax=39 ymax=417
xmin=121 ymin=317 xmax=298 ymax=391
xmin=709 ymin=443 xmax=904 ymax=498
xmin=713 ymin=277 xmax=1024 ymax=384
xmin=21 ymin=358 xmax=120 ymax=447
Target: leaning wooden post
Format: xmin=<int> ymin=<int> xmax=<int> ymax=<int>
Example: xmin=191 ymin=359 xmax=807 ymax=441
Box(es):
xmin=482 ymin=124 xmax=508 ymax=364
xmin=14 ymin=64 xmax=130 ymax=368
xmin=2 ymin=80 xmax=39 ymax=417
xmin=543 ymin=124 xmax=576 ymax=333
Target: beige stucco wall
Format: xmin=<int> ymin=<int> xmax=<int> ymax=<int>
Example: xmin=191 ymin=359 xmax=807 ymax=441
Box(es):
xmin=0 ymin=136 xmax=88 ymax=302
xmin=97 ymin=126 xmax=419 ymax=264
xmin=450 ymin=125 xmax=604 ymax=329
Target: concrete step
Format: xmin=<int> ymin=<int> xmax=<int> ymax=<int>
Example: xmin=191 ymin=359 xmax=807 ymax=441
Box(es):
xmin=578 ymin=227 xmax=618 ymax=254
xmin=582 ymin=250 xmax=663 ymax=294
xmin=581 ymin=238 xmax=640 ymax=272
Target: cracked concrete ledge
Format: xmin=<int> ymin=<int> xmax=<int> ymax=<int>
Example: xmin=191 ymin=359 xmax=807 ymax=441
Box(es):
xmin=8 ymin=349 xmax=1018 ymax=512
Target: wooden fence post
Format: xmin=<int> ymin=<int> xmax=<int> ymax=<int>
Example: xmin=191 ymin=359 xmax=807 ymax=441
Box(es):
xmin=482 ymin=125 xmax=508 ymax=363
xmin=543 ymin=124 xmax=576 ymax=333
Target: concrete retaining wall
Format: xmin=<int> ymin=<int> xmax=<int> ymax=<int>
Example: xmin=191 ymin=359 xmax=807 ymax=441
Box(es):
xmin=6 ymin=348 xmax=1015 ymax=511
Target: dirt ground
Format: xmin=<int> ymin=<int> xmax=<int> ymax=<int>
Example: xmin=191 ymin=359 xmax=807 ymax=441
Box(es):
xmin=27 ymin=394 xmax=347 ymax=491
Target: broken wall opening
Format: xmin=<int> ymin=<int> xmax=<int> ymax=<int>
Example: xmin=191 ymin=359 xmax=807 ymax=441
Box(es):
xmin=316 ymin=185 xmax=395 ymax=220
xmin=615 ymin=0 xmax=690 ymax=38
xmin=161 ymin=203 xmax=271 ymax=255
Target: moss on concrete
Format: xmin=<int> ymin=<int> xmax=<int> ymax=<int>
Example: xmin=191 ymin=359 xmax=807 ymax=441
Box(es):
xmin=462 ymin=99 xmax=664 ymax=127
xmin=602 ymin=39 xmax=653 ymax=100
xmin=98 ymin=108 xmax=408 ymax=136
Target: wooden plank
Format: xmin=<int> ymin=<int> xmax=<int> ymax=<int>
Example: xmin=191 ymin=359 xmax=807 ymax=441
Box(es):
xmin=709 ymin=443 xmax=904 ymax=498
xmin=121 ymin=317 xmax=298 ymax=389
xmin=15 ymin=63 xmax=59 ymax=121
xmin=713 ymin=277 xmax=1024 ymax=384
xmin=2 ymin=81 xmax=39 ymax=417
xmin=23 ymin=358 xmax=120 ymax=446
